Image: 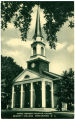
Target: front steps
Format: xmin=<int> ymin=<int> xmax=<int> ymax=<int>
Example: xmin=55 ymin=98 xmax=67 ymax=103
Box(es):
xmin=12 ymin=107 xmax=57 ymax=112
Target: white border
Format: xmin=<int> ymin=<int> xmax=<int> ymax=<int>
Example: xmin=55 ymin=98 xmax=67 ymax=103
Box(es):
xmin=0 ymin=0 xmax=75 ymax=120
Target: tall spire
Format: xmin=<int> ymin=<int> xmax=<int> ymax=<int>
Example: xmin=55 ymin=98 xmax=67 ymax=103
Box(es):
xmin=33 ymin=6 xmax=43 ymax=39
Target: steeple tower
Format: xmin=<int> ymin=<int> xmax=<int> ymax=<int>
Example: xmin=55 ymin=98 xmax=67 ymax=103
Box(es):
xmin=27 ymin=6 xmax=49 ymax=74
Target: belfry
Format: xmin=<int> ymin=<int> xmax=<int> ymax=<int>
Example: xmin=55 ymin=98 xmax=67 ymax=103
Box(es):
xmin=11 ymin=6 xmax=61 ymax=111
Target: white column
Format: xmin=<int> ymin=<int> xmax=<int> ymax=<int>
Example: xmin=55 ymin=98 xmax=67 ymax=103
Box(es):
xmin=20 ymin=84 xmax=23 ymax=108
xmin=51 ymin=82 xmax=54 ymax=108
xmin=42 ymin=81 xmax=46 ymax=108
xmin=11 ymin=85 xmax=14 ymax=108
xmin=30 ymin=82 xmax=33 ymax=108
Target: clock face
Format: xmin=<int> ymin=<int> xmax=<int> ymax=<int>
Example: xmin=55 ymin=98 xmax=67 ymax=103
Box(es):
xmin=31 ymin=63 xmax=35 ymax=68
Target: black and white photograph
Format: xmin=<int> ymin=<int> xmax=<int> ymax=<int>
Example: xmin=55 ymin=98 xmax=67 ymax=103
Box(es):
xmin=1 ymin=1 xmax=74 ymax=119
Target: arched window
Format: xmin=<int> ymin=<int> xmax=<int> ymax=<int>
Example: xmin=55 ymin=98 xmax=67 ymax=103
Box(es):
xmin=24 ymin=75 xmax=30 ymax=79
xmin=41 ymin=47 xmax=44 ymax=56
xmin=33 ymin=47 xmax=36 ymax=55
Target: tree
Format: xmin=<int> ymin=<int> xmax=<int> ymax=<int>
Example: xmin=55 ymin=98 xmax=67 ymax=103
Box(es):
xmin=1 ymin=55 xmax=23 ymax=109
xmin=1 ymin=1 xmax=74 ymax=49
xmin=56 ymin=68 xmax=74 ymax=111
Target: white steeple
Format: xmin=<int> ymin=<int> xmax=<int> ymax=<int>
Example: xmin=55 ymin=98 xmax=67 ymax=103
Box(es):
xmin=31 ymin=6 xmax=46 ymax=59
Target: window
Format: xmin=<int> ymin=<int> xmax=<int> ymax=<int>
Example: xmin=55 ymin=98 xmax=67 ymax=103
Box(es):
xmin=24 ymin=75 xmax=30 ymax=79
xmin=33 ymin=47 xmax=36 ymax=55
xmin=41 ymin=47 xmax=44 ymax=56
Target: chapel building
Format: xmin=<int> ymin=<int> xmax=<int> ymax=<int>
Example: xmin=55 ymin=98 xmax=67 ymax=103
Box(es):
xmin=11 ymin=7 xmax=61 ymax=111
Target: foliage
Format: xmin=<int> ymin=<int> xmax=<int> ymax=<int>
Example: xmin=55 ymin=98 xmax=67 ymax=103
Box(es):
xmin=1 ymin=1 xmax=74 ymax=49
xmin=56 ymin=68 xmax=74 ymax=111
xmin=1 ymin=55 xmax=23 ymax=109
xmin=1 ymin=1 xmax=35 ymax=40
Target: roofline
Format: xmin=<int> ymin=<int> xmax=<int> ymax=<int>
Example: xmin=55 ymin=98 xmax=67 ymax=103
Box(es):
xmin=27 ymin=57 xmax=50 ymax=63
xmin=13 ymin=69 xmax=60 ymax=82
xmin=30 ymin=54 xmax=46 ymax=58
xmin=13 ymin=69 xmax=62 ymax=84
xmin=31 ymin=41 xmax=45 ymax=46
xmin=13 ymin=68 xmax=43 ymax=82
xmin=43 ymin=71 xmax=62 ymax=78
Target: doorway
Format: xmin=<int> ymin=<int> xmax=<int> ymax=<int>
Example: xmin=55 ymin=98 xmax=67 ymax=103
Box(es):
xmin=46 ymin=83 xmax=51 ymax=108
xmin=23 ymin=83 xmax=30 ymax=108
xmin=14 ymin=85 xmax=21 ymax=108
xmin=33 ymin=81 xmax=42 ymax=108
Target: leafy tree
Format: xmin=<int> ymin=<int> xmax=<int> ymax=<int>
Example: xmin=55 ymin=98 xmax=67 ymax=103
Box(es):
xmin=56 ymin=68 xmax=74 ymax=111
xmin=1 ymin=1 xmax=74 ymax=49
xmin=1 ymin=55 xmax=23 ymax=109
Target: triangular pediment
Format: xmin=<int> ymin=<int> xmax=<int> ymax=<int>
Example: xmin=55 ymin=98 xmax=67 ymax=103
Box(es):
xmin=14 ymin=69 xmax=41 ymax=83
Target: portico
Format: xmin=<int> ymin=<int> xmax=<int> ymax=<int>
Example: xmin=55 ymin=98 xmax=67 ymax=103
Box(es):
xmin=11 ymin=78 xmax=54 ymax=109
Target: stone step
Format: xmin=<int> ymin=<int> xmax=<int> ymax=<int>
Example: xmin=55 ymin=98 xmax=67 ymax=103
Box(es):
xmin=12 ymin=108 xmax=57 ymax=112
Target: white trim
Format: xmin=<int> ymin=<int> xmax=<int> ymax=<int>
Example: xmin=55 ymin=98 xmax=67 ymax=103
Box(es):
xmin=13 ymin=69 xmax=43 ymax=82
xmin=27 ymin=56 xmax=49 ymax=62
xmin=14 ymin=77 xmax=43 ymax=85
xmin=13 ymin=77 xmax=53 ymax=86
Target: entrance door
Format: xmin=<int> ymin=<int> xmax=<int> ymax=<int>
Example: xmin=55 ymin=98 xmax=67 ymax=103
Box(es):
xmin=46 ymin=84 xmax=51 ymax=108
xmin=23 ymin=83 xmax=30 ymax=108
xmin=14 ymin=85 xmax=21 ymax=108
xmin=34 ymin=81 xmax=42 ymax=108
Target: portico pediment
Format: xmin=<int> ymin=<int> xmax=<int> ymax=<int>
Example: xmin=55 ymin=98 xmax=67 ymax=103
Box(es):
xmin=14 ymin=69 xmax=42 ymax=83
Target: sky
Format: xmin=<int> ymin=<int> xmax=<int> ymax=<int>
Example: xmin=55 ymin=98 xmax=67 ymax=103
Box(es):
xmin=1 ymin=5 xmax=74 ymax=75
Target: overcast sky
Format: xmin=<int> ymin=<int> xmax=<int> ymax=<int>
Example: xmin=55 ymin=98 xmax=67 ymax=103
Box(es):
xmin=1 ymin=5 xmax=74 ymax=75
